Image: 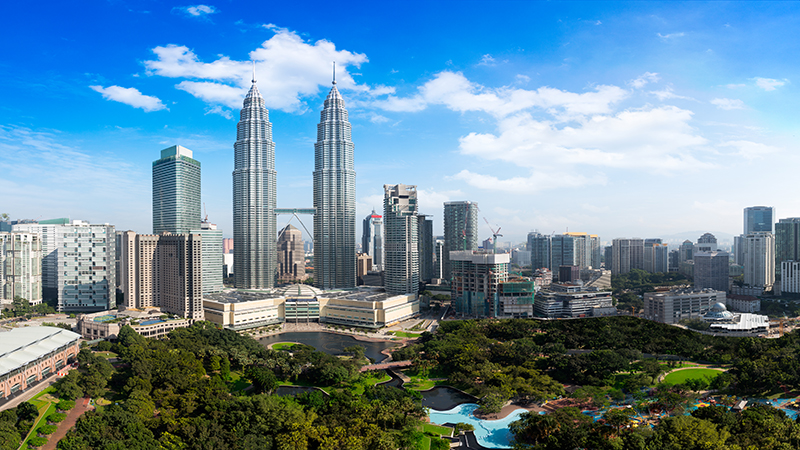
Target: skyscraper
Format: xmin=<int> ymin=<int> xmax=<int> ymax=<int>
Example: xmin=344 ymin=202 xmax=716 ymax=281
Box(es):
xmin=277 ymin=224 xmax=305 ymax=283
xmin=233 ymin=77 xmax=276 ymax=289
xmin=418 ymin=215 xmax=434 ymax=283
xmin=744 ymin=206 xmax=775 ymax=234
xmin=383 ymin=184 xmax=419 ymax=295
xmin=443 ymin=201 xmax=479 ymax=280
xmin=0 ymin=232 xmax=42 ymax=306
xmin=362 ymin=210 xmax=383 ymax=271
xmin=694 ymin=251 xmax=730 ymax=292
xmin=551 ymin=234 xmax=576 ymax=276
xmin=152 ymin=145 xmax=201 ymax=235
xmin=776 ymin=218 xmax=800 ymax=276
xmin=313 ymin=77 xmax=356 ymax=289
xmin=743 ymin=232 xmax=775 ymax=289
xmin=190 ymin=222 xmax=223 ymax=295
xmin=527 ymin=232 xmax=551 ymax=270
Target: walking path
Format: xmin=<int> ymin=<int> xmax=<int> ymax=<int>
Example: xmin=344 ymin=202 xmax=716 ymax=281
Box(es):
xmin=0 ymin=369 xmax=73 ymax=412
xmin=40 ymin=398 xmax=92 ymax=450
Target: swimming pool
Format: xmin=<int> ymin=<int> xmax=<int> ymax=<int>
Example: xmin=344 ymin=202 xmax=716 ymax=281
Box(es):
xmin=140 ymin=319 xmax=166 ymax=326
xmin=428 ymin=403 xmax=527 ymax=448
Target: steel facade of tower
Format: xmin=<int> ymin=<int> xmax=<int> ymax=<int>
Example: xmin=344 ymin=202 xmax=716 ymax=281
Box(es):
xmin=313 ymin=81 xmax=356 ymax=289
xmin=362 ymin=210 xmax=383 ymax=271
xmin=384 ymin=184 xmax=419 ymax=296
xmin=233 ymin=81 xmax=277 ymax=289
xmin=152 ymin=145 xmax=201 ymax=234
xmin=443 ymin=201 xmax=479 ymax=281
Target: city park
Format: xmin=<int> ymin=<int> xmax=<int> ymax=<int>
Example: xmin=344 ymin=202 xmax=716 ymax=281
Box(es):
xmin=5 ymin=308 xmax=800 ymax=450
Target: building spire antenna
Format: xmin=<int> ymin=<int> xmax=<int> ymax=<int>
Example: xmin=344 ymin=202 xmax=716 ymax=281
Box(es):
xmin=251 ymin=61 xmax=256 ymax=84
xmin=332 ymin=61 xmax=336 ymax=85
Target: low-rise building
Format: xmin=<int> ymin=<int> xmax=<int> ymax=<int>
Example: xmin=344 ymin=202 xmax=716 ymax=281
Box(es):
xmin=0 ymin=327 xmax=80 ymax=400
xmin=77 ymin=310 xmax=194 ymax=340
xmin=703 ymin=302 xmax=769 ymax=335
xmin=643 ymin=288 xmax=725 ymax=324
xmin=202 ymin=285 xmax=419 ymax=330
xmin=534 ymin=283 xmax=614 ymax=318
xmin=726 ymin=294 xmax=760 ymax=313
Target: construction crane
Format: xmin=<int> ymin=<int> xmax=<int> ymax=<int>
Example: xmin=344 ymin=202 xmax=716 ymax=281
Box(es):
xmin=482 ymin=217 xmax=503 ymax=254
xmin=202 ymin=203 xmax=209 ymax=223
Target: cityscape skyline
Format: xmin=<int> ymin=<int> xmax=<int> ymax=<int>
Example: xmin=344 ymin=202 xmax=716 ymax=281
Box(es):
xmin=3 ymin=2 xmax=800 ymax=244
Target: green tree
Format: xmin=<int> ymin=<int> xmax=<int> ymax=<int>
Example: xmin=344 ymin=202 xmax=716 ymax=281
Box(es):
xmin=651 ymin=415 xmax=730 ymax=450
xmin=16 ymin=402 xmax=39 ymax=422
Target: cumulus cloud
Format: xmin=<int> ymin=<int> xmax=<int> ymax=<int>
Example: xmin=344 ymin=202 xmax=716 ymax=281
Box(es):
xmin=174 ymin=5 xmax=217 ymax=17
xmin=629 ymin=72 xmax=659 ymax=89
xmin=204 ymin=105 xmax=232 ymax=119
xmin=89 ymin=85 xmax=167 ymax=112
xmin=710 ymin=98 xmax=745 ymax=110
xmin=373 ymin=71 xmax=627 ymax=118
xmin=451 ymin=170 xmax=606 ymax=193
xmin=720 ymin=140 xmax=781 ymax=159
xmin=458 ymin=106 xmax=711 ymax=171
xmin=754 ymin=77 xmax=787 ymax=91
xmin=143 ymin=27 xmax=369 ymax=111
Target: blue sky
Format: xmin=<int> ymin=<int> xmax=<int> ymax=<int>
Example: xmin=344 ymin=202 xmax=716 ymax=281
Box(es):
xmin=2 ymin=1 xmax=799 ymax=245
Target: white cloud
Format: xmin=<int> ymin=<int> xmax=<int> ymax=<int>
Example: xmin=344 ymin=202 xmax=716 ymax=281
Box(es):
xmin=710 ymin=98 xmax=745 ymax=110
xmin=725 ymin=83 xmax=746 ymax=89
xmin=754 ymin=77 xmax=787 ymax=91
xmin=458 ymin=106 xmax=711 ymax=171
xmin=174 ymin=5 xmax=217 ymax=17
xmin=143 ymin=27 xmax=370 ymax=112
xmin=657 ymin=32 xmax=685 ymax=39
xmin=89 ymin=85 xmax=167 ymax=112
xmin=367 ymin=113 xmax=389 ymax=124
xmin=478 ymin=54 xmax=496 ymax=66
xmin=719 ymin=140 xmax=781 ymax=159
xmin=374 ymin=71 xmax=628 ymax=118
xmin=204 ymin=105 xmax=232 ymax=119
xmin=649 ymin=86 xmax=694 ymax=101
xmin=450 ymin=170 xmax=606 ymax=194
xmin=515 ymin=74 xmax=531 ymax=83
xmin=629 ymin=72 xmax=659 ymax=89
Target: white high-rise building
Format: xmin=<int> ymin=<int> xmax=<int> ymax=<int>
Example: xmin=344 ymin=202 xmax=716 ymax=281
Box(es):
xmin=313 ymin=76 xmax=356 ymax=289
xmin=743 ymin=232 xmax=775 ymax=290
xmin=15 ymin=220 xmax=115 ymax=312
xmin=233 ymin=77 xmax=276 ymax=289
xmin=0 ymin=232 xmax=42 ymax=306
xmin=383 ymin=184 xmax=419 ymax=296
xmin=12 ymin=219 xmax=68 ymax=301
xmin=362 ymin=210 xmax=383 ymax=271
xmin=190 ymin=222 xmax=223 ymax=295
xmin=443 ymin=201 xmax=479 ymax=280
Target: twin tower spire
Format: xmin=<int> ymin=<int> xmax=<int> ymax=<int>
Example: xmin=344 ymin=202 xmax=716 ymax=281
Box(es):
xmin=233 ymin=63 xmax=356 ymax=290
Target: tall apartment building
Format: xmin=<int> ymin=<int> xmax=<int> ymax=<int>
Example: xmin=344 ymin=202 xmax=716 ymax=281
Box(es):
xmin=12 ymin=218 xmax=69 ymax=301
xmin=233 ymin=78 xmax=276 ymax=289
xmin=383 ymin=184 xmax=419 ymax=296
xmin=643 ymin=240 xmax=669 ymax=274
xmin=356 ymin=252 xmax=372 ymax=285
xmin=434 ymin=239 xmax=444 ymax=279
xmin=313 ymin=79 xmax=357 ymax=290
xmin=450 ymin=250 xmax=509 ymax=317
xmin=694 ymin=251 xmax=730 ymax=292
xmin=696 ymin=233 xmax=718 ymax=252
xmin=277 ymin=224 xmax=305 ymax=283
xmin=361 ymin=210 xmax=383 ymax=271
xmin=152 ymin=145 xmax=201 ymax=234
xmin=744 ymin=206 xmax=775 ymax=234
xmin=0 ymin=232 xmax=42 ymax=306
xmin=551 ymin=234 xmax=576 ymax=278
xmin=564 ymin=232 xmax=599 ymax=269
xmin=120 ymin=231 xmax=203 ymax=319
xmin=743 ymin=232 xmax=775 ymax=290
xmin=28 ymin=220 xmax=115 ymax=313
xmin=443 ymin=201 xmax=478 ymax=280
xmin=527 ymin=232 xmax=551 ymax=270
xmin=781 ymin=261 xmax=800 ymax=294
xmin=680 ymin=240 xmax=694 ymax=264
xmin=190 ymin=222 xmax=223 ymax=294
xmin=776 ymin=218 xmax=800 ymax=277
xmin=417 ymin=215 xmax=434 ymax=283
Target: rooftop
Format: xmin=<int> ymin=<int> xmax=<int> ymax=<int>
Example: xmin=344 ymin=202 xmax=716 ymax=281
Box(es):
xmin=0 ymin=327 xmax=81 ymax=377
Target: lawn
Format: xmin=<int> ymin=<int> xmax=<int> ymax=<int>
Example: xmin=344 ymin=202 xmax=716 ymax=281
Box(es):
xmin=228 ymin=371 xmax=251 ymax=392
xmin=422 ymin=423 xmax=453 ymax=436
xmin=96 ymin=351 xmax=119 ymax=359
xmin=391 ymin=331 xmax=423 ymax=338
xmin=663 ymin=368 xmax=723 ymax=384
xmin=20 ymin=396 xmax=58 ymax=449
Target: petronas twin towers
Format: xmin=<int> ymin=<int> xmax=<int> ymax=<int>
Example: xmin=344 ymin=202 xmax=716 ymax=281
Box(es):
xmin=233 ymin=72 xmax=356 ymax=290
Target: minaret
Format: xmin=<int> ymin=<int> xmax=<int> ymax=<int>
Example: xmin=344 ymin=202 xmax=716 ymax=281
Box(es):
xmin=233 ymin=69 xmax=277 ymax=289
xmin=313 ymin=64 xmax=356 ymax=289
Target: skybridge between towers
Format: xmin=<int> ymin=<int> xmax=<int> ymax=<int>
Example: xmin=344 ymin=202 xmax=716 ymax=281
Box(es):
xmin=275 ymin=208 xmax=315 ymax=241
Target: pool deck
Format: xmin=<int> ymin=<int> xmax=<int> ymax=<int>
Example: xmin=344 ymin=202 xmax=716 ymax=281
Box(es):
xmin=472 ymin=401 xmax=547 ymax=421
